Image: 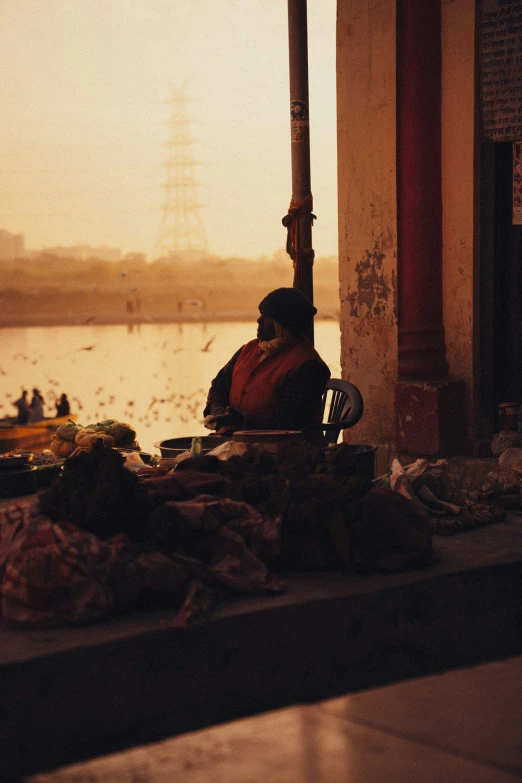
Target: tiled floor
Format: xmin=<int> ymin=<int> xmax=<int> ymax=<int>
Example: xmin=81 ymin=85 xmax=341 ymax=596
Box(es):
xmin=28 ymin=655 xmax=522 ymax=782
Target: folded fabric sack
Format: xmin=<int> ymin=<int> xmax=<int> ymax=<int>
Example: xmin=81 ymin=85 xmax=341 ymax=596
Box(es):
xmin=0 ymin=491 xmax=283 ymax=628
xmin=374 ymin=458 xmax=505 ymax=535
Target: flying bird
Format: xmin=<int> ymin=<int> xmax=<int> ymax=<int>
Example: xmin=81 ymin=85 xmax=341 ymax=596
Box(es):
xmin=201 ymin=335 xmax=216 ymax=352
xmin=78 ymin=345 xmax=97 ymax=352
xmin=147 ymin=397 xmax=158 ymax=412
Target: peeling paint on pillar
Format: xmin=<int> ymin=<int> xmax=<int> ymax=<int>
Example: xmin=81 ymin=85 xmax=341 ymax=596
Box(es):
xmin=395 ymin=380 xmax=466 ymax=455
xmin=339 ymin=230 xmax=398 ymax=461
xmin=344 ymin=232 xmax=395 ymax=326
xmin=337 ymin=0 xmax=397 ymax=471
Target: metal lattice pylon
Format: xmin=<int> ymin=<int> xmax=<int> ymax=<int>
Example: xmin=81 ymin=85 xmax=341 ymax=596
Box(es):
xmin=154 ymin=83 xmax=207 ymax=258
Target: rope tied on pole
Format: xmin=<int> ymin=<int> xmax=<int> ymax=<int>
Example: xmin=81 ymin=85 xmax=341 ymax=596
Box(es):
xmin=282 ymin=193 xmax=316 ymax=269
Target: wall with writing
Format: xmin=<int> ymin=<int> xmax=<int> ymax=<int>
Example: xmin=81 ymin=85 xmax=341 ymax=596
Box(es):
xmin=481 ymin=0 xmax=522 ymax=141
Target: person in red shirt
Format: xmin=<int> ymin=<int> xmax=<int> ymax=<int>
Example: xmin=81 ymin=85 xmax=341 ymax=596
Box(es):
xmin=204 ymin=288 xmax=330 ymax=440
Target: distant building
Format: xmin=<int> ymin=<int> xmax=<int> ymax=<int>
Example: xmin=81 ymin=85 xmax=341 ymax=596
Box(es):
xmin=0 ymin=230 xmax=25 ymax=260
xmin=42 ymin=244 xmax=122 ymax=262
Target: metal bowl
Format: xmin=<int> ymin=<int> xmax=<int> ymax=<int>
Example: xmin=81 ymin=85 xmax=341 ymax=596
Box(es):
xmin=154 ymin=436 xmax=226 ymax=458
xmin=0 ymin=465 xmax=38 ymax=497
xmin=117 ymin=449 xmax=153 ymax=464
xmin=0 ymin=452 xmax=34 ymax=470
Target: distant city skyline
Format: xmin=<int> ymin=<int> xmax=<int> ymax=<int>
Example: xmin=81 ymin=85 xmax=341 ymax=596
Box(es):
xmin=0 ymin=227 xmax=339 ymax=264
xmin=0 ymin=0 xmax=337 ymax=260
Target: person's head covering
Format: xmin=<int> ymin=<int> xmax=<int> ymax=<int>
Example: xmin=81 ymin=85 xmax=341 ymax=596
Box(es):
xmin=258 ymin=287 xmax=317 ymax=337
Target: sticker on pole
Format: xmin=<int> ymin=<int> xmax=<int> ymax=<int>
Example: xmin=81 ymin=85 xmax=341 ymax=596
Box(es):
xmin=290 ymin=100 xmax=309 ymax=143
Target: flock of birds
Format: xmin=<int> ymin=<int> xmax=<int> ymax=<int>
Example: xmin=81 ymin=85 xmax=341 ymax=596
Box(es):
xmin=1 ymin=323 xmax=341 ymax=453
xmin=0 ymin=333 xmax=221 ymax=446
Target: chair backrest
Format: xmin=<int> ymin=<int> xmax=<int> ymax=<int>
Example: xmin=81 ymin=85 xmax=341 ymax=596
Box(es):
xmin=321 ymin=378 xmax=364 ymax=444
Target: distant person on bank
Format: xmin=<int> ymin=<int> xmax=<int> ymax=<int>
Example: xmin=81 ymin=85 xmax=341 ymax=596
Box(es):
xmin=56 ymin=393 xmax=70 ymax=417
xmin=13 ymin=390 xmax=30 ymax=424
xmin=28 ymin=388 xmax=44 ymax=423
xmin=204 ymin=288 xmax=330 ymax=442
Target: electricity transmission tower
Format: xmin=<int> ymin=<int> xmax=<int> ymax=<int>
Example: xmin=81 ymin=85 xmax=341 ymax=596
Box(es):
xmin=155 ymin=83 xmax=207 ymax=258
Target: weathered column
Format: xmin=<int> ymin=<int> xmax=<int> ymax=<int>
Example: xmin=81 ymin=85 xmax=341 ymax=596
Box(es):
xmin=395 ymin=0 xmax=465 ymax=454
xmin=286 ymin=0 xmax=315 ymax=342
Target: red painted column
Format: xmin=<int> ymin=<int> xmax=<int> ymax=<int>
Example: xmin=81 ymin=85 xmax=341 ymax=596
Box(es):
xmin=395 ymin=0 xmax=465 ymax=455
xmin=397 ymin=0 xmax=448 ymax=380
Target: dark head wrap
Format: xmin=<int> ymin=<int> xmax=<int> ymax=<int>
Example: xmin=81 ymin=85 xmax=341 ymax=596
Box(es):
xmin=259 ymin=287 xmax=317 ymax=337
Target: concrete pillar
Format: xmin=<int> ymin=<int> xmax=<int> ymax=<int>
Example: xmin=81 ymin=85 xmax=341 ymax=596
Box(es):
xmin=336 ymin=0 xmax=398 ymax=474
xmin=441 ymin=0 xmax=478 ymax=450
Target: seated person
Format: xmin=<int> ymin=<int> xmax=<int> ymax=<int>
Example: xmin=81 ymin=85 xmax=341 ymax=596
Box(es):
xmin=56 ymin=393 xmax=70 ymax=417
xmin=204 ymin=288 xmax=330 ymax=442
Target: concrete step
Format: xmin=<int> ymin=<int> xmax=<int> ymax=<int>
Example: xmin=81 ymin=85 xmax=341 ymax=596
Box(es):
xmin=1 ymin=512 xmax=522 ymax=780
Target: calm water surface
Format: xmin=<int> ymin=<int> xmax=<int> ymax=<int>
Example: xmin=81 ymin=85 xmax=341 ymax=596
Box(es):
xmin=1 ymin=321 xmax=341 ymax=453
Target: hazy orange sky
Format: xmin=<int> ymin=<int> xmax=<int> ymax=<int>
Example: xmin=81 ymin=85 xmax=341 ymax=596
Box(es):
xmin=1 ymin=0 xmax=337 ymax=260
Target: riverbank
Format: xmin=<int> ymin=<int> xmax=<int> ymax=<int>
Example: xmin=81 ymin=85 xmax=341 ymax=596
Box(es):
xmin=0 ymin=311 xmax=340 ymax=328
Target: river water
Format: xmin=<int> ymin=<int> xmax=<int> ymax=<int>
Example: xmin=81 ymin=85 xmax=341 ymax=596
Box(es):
xmin=1 ymin=321 xmax=341 ymax=453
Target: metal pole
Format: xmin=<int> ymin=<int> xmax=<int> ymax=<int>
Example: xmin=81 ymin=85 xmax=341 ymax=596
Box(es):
xmin=287 ymin=0 xmax=314 ymax=342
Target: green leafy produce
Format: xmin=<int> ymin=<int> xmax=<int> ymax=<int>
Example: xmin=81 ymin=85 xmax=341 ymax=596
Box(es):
xmin=40 ymin=440 xmax=152 ymax=540
xmin=90 ymin=420 xmax=137 ymax=448
xmin=103 ymin=422 xmax=136 ymax=447
xmin=55 ymin=422 xmax=80 ymax=442
xmin=93 ymin=419 xmax=118 ymax=430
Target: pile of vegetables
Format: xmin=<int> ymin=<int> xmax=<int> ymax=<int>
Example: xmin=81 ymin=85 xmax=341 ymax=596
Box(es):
xmin=50 ymin=418 xmax=138 ymax=459
xmin=40 ymin=439 xmax=152 ymax=540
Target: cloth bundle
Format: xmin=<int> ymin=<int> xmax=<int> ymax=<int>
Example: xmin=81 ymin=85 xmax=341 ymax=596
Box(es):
xmin=0 ymin=474 xmax=283 ymax=629
xmin=374 ymin=458 xmax=505 ymax=535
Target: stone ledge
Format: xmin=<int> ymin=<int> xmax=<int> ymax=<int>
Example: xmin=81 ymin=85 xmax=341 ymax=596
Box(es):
xmin=1 ymin=513 xmax=522 ymax=780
